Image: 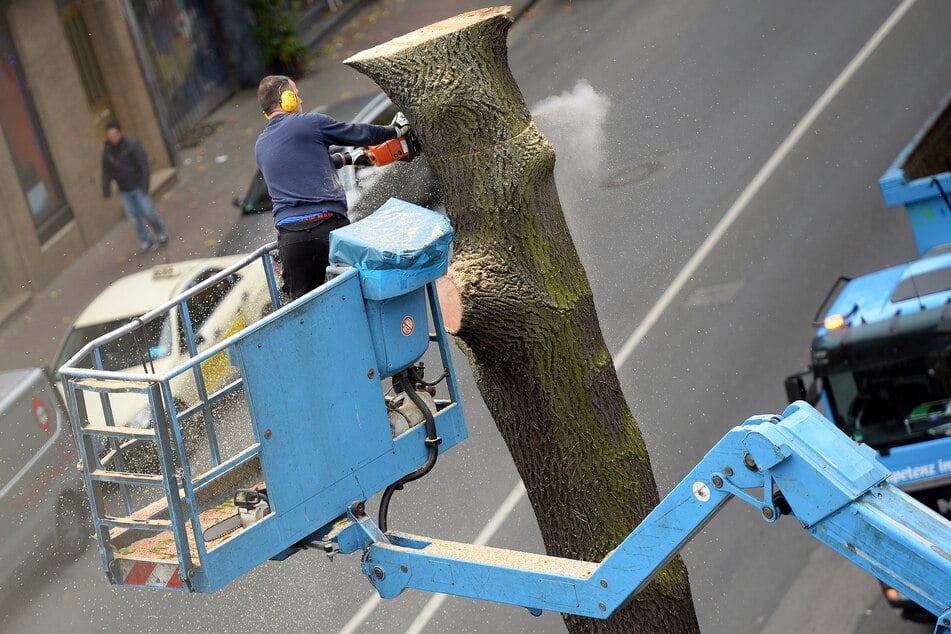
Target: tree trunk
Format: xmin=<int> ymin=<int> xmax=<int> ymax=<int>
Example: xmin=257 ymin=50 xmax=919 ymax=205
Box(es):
xmin=345 ymin=7 xmax=699 ymax=632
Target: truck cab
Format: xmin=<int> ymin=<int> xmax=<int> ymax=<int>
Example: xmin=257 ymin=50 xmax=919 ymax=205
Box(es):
xmin=808 ymin=250 xmax=951 ymax=513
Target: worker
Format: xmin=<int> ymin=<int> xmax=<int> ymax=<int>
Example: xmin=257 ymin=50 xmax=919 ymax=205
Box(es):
xmin=254 ymin=75 xmax=410 ymax=300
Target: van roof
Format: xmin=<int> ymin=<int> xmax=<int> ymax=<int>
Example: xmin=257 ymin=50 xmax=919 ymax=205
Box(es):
xmin=72 ymin=255 xmax=246 ymax=328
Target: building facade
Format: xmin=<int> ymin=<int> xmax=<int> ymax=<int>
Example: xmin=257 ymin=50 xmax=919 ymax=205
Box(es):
xmin=0 ymin=0 xmax=261 ymax=325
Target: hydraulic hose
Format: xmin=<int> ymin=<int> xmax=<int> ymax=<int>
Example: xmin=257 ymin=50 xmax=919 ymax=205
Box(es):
xmin=378 ymin=366 xmax=441 ymax=532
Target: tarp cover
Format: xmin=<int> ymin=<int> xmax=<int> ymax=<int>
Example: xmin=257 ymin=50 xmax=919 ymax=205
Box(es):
xmin=329 ymin=198 xmax=453 ymax=299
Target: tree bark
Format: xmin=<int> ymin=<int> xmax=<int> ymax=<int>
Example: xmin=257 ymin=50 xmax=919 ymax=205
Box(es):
xmin=345 ymin=7 xmax=699 ymax=632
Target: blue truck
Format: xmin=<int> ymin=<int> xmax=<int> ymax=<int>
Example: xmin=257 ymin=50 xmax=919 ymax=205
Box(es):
xmin=787 ymin=89 xmax=951 ymax=618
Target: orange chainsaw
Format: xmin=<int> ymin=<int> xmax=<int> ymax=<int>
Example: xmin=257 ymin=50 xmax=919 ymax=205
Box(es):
xmin=365 ymin=132 xmax=419 ymax=165
xmin=334 ymin=112 xmax=420 ymax=168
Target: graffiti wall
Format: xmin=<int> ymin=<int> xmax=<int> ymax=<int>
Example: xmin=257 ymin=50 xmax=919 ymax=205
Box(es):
xmin=127 ymin=0 xmax=233 ymax=142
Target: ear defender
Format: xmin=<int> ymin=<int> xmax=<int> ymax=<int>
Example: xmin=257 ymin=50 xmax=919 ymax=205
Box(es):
xmin=280 ymin=89 xmax=298 ymax=113
xmin=263 ymin=77 xmax=297 ymax=118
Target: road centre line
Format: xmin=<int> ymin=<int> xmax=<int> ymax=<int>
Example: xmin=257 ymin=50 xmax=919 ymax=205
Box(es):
xmin=613 ymin=0 xmax=919 ymax=370
xmin=340 ymin=1 xmax=918 ymax=630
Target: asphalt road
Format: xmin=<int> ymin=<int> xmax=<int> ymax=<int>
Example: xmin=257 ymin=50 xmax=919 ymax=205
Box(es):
xmin=5 ymin=0 xmax=951 ymax=632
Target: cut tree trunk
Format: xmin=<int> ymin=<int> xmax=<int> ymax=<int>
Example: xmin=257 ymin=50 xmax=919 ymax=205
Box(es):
xmin=345 ymin=7 xmax=699 ymax=632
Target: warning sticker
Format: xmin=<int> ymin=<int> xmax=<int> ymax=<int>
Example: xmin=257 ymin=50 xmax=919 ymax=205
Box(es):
xmin=401 ymin=316 xmax=415 ymax=336
xmin=32 ymin=397 xmax=52 ymax=434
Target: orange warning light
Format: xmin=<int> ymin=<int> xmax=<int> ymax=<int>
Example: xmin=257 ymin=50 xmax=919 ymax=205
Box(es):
xmin=823 ymin=314 xmax=846 ymax=330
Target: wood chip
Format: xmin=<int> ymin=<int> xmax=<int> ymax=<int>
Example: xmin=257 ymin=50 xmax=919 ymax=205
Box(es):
xmin=420 ymin=537 xmax=597 ymax=578
xmin=115 ymin=501 xmax=248 ymax=562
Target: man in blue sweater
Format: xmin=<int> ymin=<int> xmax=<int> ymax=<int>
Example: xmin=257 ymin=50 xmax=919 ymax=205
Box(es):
xmin=255 ymin=75 xmax=408 ymax=300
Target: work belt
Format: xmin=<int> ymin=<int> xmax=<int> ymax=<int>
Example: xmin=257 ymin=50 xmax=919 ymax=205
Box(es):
xmin=276 ymin=210 xmax=335 ymax=227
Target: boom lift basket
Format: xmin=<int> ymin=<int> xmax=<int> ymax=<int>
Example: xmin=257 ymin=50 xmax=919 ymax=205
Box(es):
xmin=60 ymin=200 xmax=466 ymax=593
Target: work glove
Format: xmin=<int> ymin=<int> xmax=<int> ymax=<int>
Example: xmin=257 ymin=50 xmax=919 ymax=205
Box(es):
xmin=348 ymin=147 xmax=374 ymax=167
xmin=391 ymin=111 xmax=411 ymax=138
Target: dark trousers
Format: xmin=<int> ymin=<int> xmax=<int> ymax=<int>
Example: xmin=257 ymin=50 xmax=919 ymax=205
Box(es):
xmin=277 ymin=213 xmax=350 ymax=300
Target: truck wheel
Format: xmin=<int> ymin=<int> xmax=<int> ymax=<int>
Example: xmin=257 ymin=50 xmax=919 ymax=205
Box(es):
xmin=55 ymin=488 xmax=91 ymax=560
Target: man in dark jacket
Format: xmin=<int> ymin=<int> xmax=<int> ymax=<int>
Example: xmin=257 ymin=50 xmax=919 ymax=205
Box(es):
xmin=254 ymin=75 xmax=409 ymax=300
xmin=102 ymin=121 xmax=169 ymax=253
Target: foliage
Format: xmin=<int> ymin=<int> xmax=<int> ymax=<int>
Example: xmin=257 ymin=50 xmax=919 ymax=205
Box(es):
xmin=243 ymin=0 xmax=308 ymax=76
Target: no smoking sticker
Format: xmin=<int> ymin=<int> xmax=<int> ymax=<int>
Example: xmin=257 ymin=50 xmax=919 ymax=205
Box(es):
xmin=32 ymin=397 xmax=52 ymax=434
xmin=401 ymin=315 xmax=415 ymax=336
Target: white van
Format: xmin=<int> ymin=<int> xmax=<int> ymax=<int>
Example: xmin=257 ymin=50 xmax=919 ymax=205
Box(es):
xmin=0 ymin=367 xmax=90 ymax=595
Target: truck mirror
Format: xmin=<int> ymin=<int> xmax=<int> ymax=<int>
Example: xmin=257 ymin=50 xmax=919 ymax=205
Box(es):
xmin=784 ymin=374 xmax=807 ymax=403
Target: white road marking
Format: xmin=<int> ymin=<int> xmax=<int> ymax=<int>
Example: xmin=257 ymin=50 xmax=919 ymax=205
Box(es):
xmin=338 ymin=482 xmax=527 ymax=634
xmin=403 ymin=481 xmax=528 ymax=634
xmin=614 ymin=0 xmax=919 ymax=370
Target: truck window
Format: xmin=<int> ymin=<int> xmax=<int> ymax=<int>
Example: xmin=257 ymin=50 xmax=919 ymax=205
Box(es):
xmin=891 ymin=267 xmax=951 ymax=302
xmin=824 ymin=347 xmax=951 ymax=448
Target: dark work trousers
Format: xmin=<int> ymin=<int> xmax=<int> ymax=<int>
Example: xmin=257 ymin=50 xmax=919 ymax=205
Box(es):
xmin=276 ymin=213 xmax=350 ymax=300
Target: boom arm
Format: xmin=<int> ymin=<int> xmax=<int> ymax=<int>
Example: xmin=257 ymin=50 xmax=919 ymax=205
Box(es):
xmin=317 ymin=401 xmax=951 ymax=630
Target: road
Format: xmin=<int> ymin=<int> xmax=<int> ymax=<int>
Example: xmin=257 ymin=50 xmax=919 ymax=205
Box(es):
xmin=4 ymin=0 xmax=951 ymax=632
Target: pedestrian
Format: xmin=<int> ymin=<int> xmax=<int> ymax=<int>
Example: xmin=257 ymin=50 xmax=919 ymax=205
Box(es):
xmin=254 ymin=74 xmax=410 ymax=300
xmin=101 ymin=121 xmax=169 ymax=253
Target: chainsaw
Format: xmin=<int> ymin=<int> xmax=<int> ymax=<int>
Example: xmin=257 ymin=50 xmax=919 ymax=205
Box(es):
xmin=203 ymin=488 xmax=270 ymax=541
xmin=366 ymin=129 xmax=421 ymax=166
xmin=333 ymin=112 xmax=421 ymax=168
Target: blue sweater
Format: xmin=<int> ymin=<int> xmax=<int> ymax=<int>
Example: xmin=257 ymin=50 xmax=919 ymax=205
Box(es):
xmin=255 ymin=112 xmax=395 ymax=225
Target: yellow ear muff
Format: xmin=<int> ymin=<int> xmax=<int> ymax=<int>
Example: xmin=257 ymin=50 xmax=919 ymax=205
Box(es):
xmin=280 ymin=90 xmax=298 ymax=113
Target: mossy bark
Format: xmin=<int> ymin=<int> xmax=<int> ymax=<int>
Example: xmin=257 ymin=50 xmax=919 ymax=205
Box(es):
xmin=345 ymin=7 xmax=699 ymax=632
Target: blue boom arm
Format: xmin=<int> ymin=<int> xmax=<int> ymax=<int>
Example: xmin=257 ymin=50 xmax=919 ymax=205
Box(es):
xmin=317 ymin=401 xmax=951 ymax=630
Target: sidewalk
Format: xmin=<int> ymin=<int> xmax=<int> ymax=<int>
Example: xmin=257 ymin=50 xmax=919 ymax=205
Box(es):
xmin=0 ymin=0 xmax=537 ymax=372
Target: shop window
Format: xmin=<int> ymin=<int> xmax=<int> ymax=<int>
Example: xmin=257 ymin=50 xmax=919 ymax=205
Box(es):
xmin=0 ymin=20 xmax=72 ymax=243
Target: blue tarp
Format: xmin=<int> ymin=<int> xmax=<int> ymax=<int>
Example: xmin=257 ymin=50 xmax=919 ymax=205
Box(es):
xmin=329 ymin=198 xmax=453 ymax=300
